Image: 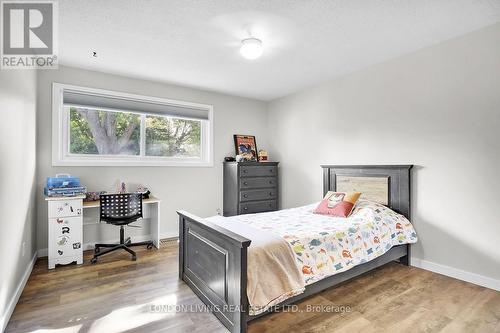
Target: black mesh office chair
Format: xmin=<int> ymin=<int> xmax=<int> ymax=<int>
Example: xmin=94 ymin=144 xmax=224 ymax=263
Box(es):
xmin=90 ymin=193 xmax=154 ymax=264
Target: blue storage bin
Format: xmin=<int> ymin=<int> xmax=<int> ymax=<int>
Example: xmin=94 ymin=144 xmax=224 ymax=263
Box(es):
xmin=46 ymin=174 xmax=81 ymax=189
xmin=44 ymin=186 xmax=86 ymax=197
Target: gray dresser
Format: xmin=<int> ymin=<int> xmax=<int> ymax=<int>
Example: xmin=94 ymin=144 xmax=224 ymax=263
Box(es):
xmin=223 ymin=162 xmax=279 ymax=216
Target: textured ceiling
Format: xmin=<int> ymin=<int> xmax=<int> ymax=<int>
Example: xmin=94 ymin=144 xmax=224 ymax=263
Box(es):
xmin=59 ymin=0 xmax=500 ymax=100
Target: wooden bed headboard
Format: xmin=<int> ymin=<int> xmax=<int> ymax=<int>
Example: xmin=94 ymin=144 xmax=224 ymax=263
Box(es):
xmin=321 ymin=165 xmax=413 ymax=219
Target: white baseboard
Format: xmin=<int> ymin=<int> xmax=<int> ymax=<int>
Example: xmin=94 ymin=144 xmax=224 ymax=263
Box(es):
xmin=160 ymin=232 xmax=178 ymax=240
xmin=37 ymin=232 xmax=178 ymax=258
xmin=412 ymin=258 xmax=500 ymax=291
xmin=0 ymin=251 xmax=38 ymax=333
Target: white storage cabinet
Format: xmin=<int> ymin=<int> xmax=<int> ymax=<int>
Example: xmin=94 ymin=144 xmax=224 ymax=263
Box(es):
xmin=47 ymin=197 xmax=84 ymax=269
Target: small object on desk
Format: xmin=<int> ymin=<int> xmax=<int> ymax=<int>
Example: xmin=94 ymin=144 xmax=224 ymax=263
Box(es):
xmin=44 ymin=174 xmax=86 ymax=197
xmin=224 ymin=156 xmax=236 ymax=162
xmin=46 ymin=174 xmax=80 ymax=188
xmin=119 ymin=182 xmax=127 ymax=194
xmin=85 ymin=191 xmax=106 ymax=202
xmin=135 ymin=184 xmax=151 ymax=199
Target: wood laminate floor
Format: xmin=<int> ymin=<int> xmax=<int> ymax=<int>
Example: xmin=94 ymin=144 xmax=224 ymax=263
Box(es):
xmin=6 ymin=242 xmax=500 ymax=333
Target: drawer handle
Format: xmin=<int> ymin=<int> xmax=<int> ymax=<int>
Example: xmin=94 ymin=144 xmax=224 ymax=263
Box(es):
xmin=243 ymin=194 xmax=248 ymax=198
xmin=243 ymin=182 xmax=248 ymax=185
xmin=243 ymin=207 xmax=248 ymax=210
xmin=243 ymin=169 xmax=247 ymax=173
xmin=269 ymin=169 xmax=273 ymax=173
xmin=269 ymin=180 xmax=273 ymax=184
xmin=269 ymin=192 xmax=274 ymax=196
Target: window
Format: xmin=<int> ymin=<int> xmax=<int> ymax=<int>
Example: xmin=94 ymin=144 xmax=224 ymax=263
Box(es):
xmin=145 ymin=115 xmax=201 ymax=157
xmin=69 ymin=108 xmax=141 ymax=156
xmin=52 ymin=83 xmax=213 ymax=166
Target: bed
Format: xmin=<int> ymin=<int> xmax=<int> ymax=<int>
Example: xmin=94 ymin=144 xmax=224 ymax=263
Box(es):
xmin=178 ymin=165 xmax=415 ymax=333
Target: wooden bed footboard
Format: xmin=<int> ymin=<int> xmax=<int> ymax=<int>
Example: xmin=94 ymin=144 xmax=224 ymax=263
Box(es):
xmin=178 ymin=210 xmax=251 ymax=333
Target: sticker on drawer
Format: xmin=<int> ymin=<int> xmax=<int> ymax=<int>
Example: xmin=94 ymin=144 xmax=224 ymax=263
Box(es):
xmin=57 ymin=235 xmax=69 ymax=246
xmin=51 ymin=238 xmax=82 ymax=258
xmin=48 ymin=200 xmax=82 ymax=218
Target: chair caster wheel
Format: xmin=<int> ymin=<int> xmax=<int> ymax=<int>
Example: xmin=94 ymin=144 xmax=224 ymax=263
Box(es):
xmin=94 ymin=247 xmax=100 ymax=254
xmin=91 ymin=257 xmax=97 ymax=264
xmin=132 ymin=255 xmax=137 ymax=261
xmin=147 ymin=243 xmax=153 ymax=250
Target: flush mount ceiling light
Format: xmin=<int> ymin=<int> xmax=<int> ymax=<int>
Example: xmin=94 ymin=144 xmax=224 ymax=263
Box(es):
xmin=240 ymin=38 xmax=263 ymax=60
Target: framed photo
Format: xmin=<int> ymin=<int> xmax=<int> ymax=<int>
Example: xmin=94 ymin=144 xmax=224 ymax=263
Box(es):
xmin=233 ymin=135 xmax=258 ymax=161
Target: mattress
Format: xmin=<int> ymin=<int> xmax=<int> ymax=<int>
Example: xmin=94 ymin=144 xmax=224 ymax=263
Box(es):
xmin=209 ymin=200 xmax=418 ymax=285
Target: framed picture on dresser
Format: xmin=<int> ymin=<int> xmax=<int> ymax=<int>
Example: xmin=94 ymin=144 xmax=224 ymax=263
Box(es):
xmin=233 ymin=134 xmax=258 ymax=161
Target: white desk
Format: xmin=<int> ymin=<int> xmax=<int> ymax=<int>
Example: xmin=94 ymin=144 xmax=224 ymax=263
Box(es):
xmin=82 ymin=196 xmax=161 ymax=249
xmin=46 ymin=195 xmax=161 ymax=269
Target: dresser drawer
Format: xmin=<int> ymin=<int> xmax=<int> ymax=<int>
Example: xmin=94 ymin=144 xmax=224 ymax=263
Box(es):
xmin=240 ymin=177 xmax=277 ymax=189
xmin=48 ymin=200 xmax=82 ymax=218
xmin=240 ymin=165 xmax=277 ymax=177
xmin=239 ymin=200 xmax=277 ymax=214
xmin=240 ymin=189 xmax=277 ymax=202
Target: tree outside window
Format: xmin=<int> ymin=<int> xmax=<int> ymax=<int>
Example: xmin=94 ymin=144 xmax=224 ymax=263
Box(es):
xmin=69 ymin=107 xmax=202 ymax=158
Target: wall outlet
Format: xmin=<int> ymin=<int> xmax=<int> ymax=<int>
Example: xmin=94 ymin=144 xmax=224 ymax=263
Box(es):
xmin=216 ymin=208 xmax=221 ymax=216
xmin=22 ymin=241 xmax=26 ymax=257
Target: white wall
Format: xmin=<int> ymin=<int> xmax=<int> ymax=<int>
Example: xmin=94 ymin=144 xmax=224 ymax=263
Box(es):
xmin=268 ymin=23 xmax=500 ymax=282
xmin=0 ymin=70 xmax=37 ymax=330
xmin=37 ymin=66 xmax=269 ymax=251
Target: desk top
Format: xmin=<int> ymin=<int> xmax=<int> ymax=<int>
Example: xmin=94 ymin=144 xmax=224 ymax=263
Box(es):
xmin=83 ymin=196 xmax=161 ymax=208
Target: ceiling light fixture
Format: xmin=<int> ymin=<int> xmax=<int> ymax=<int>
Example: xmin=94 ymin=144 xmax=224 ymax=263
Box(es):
xmin=240 ymin=38 xmax=263 ymax=60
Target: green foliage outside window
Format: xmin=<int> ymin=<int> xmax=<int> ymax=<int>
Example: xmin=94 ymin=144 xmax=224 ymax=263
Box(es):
xmin=146 ymin=116 xmax=201 ymax=157
xmin=69 ymin=107 xmax=201 ymax=158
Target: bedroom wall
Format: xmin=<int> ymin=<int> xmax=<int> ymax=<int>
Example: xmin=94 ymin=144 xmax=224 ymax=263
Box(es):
xmin=0 ymin=70 xmax=37 ymax=331
xmin=36 ymin=65 xmax=269 ymax=252
xmin=267 ymin=23 xmax=500 ymax=285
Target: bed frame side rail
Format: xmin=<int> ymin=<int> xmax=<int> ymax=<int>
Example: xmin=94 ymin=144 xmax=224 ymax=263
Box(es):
xmin=178 ymin=210 xmax=250 ymax=333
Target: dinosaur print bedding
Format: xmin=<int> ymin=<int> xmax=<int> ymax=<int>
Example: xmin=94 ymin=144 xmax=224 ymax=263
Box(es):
xmin=217 ymin=200 xmax=418 ymax=286
xmin=206 ymin=200 xmax=417 ymax=315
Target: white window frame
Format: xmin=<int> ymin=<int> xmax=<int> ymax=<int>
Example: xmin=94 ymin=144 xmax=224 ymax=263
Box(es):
xmin=52 ymin=83 xmax=214 ymax=167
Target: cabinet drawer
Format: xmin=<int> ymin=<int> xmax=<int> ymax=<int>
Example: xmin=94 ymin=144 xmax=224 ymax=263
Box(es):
xmin=48 ymin=217 xmax=82 ymax=259
xmin=240 ymin=177 xmax=277 ymax=189
xmin=48 ymin=200 xmax=82 ymax=218
xmin=240 ymin=189 xmax=277 ymax=202
xmin=239 ymin=200 xmax=277 ymax=214
xmin=240 ymin=165 xmax=277 ymax=177
xmin=49 ymin=241 xmax=82 ymax=260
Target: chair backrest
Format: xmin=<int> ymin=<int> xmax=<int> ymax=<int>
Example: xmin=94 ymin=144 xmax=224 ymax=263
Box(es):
xmin=100 ymin=193 xmax=143 ymax=224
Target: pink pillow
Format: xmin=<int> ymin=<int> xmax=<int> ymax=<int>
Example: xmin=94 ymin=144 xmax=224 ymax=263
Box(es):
xmin=313 ymin=191 xmax=361 ymax=217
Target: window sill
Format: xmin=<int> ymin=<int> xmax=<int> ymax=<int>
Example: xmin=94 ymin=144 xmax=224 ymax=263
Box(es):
xmin=52 ymin=158 xmax=214 ymax=167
